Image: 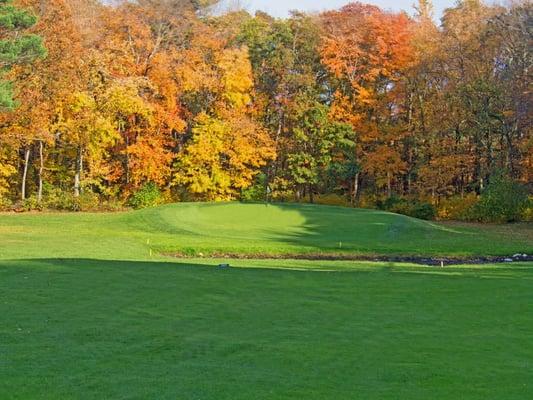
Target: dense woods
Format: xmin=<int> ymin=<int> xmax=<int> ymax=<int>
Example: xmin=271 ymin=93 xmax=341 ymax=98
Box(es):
xmin=0 ymin=0 xmax=531 ymax=220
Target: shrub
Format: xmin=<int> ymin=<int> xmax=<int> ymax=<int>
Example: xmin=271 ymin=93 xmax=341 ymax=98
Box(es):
xmin=437 ymin=193 xmax=479 ymax=221
xmin=474 ymin=175 xmax=529 ymax=222
xmin=21 ymin=196 xmax=43 ymax=212
xmin=377 ymin=195 xmax=405 ymax=211
xmin=43 ymin=189 xmax=80 ymax=211
xmin=0 ymin=196 xmax=12 ymax=211
xmin=99 ymin=199 xmax=127 ymax=212
xmin=388 ymin=201 xmax=412 ymax=216
xmin=357 ymin=192 xmax=378 ymax=209
xmin=241 ymin=173 xmax=267 ymax=202
xmin=128 ymin=182 xmax=163 ymax=209
xmin=314 ymin=193 xmax=350 ymax=207
xmin=270 ymin=177 xmax=293 ymax=202
xmin=377 ymin=195 xmax=436 ymax=220
xmin=410 ymin=202 xmax=436 ymax=221
xmin=77 ymin=191 xmax=100 ymax=211
xmin=521 ymin=197 xmax=533 ymax=222
xmin=40 ymin=188 xmax=104 ymax=212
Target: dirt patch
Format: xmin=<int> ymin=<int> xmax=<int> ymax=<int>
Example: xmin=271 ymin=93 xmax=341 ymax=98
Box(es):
xmin=165 ymin=252 xmax=533 ymax=266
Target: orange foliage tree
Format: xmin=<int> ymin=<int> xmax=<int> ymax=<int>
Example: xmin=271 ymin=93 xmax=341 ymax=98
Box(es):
xmin=320 ymin=3 xmax=416 ymax=198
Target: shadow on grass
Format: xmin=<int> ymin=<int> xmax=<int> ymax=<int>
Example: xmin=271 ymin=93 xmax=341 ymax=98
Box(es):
xmin=2 ymin=257 xmax=532 ymax=281
xmin=244 ymin=203 xmax=533 ymax=256
xmin=2 ymin=256 xmax=532 ymax=400
xmin=251 ymin=203 xmax=475 ymax=255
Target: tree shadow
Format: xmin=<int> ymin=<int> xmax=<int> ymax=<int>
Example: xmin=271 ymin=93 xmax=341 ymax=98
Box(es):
xmin=252 ymin=203 xmax=478 ymax=255
xmin=2 ymin=257 xmax=531 ymax=282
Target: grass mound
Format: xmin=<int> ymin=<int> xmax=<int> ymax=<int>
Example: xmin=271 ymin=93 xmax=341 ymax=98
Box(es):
xmin=0 ymin=202 xmax=531 ymax=259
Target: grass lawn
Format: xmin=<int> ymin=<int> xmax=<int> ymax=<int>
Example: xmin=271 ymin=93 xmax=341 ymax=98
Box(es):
xmin=0 ymin=202 xmax=531 ymax=258
xmin=1 ymin=203 xmax=532 ymax=399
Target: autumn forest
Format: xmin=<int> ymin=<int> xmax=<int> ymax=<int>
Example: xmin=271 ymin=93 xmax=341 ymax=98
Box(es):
xmin=1 ymin=2 xmax=533 ymax=396
xmin=0 ymin=0 xmax=531 ymax=219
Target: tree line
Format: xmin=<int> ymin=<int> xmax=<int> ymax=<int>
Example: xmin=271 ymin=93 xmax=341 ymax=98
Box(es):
xmin=0 ymin=0 xmax=531 ymax=218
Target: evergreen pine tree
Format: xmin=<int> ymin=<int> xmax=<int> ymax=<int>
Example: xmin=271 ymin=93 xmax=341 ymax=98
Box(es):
xmin=0 ymin=0 xmax=46 ymax=109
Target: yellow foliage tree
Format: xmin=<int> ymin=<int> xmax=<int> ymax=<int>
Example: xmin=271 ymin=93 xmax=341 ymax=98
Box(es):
xmin=0 ymin=155 xmax=16 ymax=198
xmin=56 ymin=92 xmax=119 ymax=195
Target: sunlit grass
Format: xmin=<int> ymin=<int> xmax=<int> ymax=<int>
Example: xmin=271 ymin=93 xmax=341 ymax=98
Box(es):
xmin=0 ymin=202 xmax=531 ymax=259
xmin=1 ymin=203 xmax=532 ymax=398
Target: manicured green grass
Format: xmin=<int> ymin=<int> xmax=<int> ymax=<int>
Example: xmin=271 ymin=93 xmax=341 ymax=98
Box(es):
xmin=1 ymin=203 xmax=532 ymax=398
xmin=1 ymin=258 xmax=532 ymax=399
xmin=0 ymin=202 xmax=531 ymax=259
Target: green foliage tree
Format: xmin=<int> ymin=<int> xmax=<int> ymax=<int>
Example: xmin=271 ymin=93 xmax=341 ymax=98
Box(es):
xmin=0 ymin=0 xmax=46 ymax=109
xmin=475 ymin=173 xmax=529 ymax=222
xmin=287 ymin=102 xmax=354 ymax=202
xmin=128 ymin=181 xmax=162 ymax=209
xmin=237 ymin=13 xmax=337 ymax=200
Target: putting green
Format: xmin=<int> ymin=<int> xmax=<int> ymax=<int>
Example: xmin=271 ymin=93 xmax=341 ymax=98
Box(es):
xmin=0 ymin=202 xmax=531 ymax=259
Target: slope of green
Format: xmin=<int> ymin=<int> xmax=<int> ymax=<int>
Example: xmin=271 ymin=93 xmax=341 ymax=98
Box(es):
xmin=0 ymin=202 xmax=531 ymax=259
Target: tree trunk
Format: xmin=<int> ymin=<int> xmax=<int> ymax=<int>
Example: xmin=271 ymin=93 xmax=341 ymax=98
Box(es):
xmin=270 ymin=110 xmax=284 ymax=185
xmin=38 ymin=140 xmax=44 ymax=202
xmin=485 ymin=129 xmax=493 ymax=185
xmin=407 ymin=150 xmax=413 ymax=195
xmin=349 ymin=179 xmax=354 ymax=207
xmin=504 ymin=126 xmax=516 ymax=178
xmin=74 ymin=147 xmax=83 ymax=197
xmin=352 ymin=172 xmax=359 ymax=207
xmin=387 ymin=172 xmax=392 ymax=198
xmin=21 ymin=147 xmax=30 ymax=200
xmin=125 ymin=136 xmax=130 ymax=185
